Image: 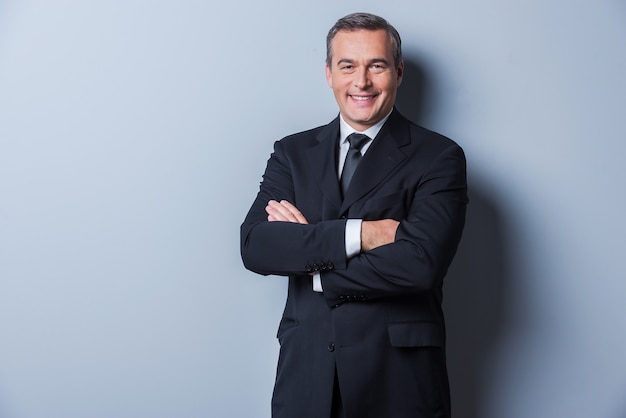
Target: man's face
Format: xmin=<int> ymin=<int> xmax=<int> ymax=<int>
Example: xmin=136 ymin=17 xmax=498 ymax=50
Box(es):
xmin=325 ymin=29 xmax=403 ymax=132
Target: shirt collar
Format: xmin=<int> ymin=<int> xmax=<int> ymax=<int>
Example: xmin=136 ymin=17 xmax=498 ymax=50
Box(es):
xmin=339 ymin=110 xmax=393 ymax=144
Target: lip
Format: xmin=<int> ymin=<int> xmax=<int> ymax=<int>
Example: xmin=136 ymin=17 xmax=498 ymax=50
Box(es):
xmin=349 ymin=94 xmax=378 ymax=103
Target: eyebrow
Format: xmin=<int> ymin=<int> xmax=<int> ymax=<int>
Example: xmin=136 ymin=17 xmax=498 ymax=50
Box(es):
xmin=336 ymin=58 xmax=390 ymax=66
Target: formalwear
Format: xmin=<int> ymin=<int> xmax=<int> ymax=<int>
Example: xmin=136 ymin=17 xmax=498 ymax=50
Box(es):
xmin=241 ymin=109 xmax=468 ymax=418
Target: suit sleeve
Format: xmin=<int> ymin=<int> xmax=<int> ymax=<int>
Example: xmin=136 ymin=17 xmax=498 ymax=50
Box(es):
xmin=319 ymin=143 xmax=468 ymax=307
xmin=240 ymin=140 xmax=347 ymax=276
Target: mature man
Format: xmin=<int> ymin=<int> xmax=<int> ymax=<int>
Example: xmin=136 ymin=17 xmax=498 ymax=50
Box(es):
xmin=241 ymin=12 xmax=467 ymax=418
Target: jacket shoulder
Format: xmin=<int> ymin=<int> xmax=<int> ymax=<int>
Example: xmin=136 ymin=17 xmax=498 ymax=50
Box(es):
xmin=280 ymin=125 xmax=324 ymax=144
xmin=276 ymin=116 xmax=339 ymax=148
xmin=384 ymin=109 xmax=464 ymax=154
xmin=406 ymin=119 xmax=463 ymax=153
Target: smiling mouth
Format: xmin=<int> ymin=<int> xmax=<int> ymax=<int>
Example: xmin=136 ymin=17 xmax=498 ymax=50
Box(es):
xmin=350 ymin=94 xmax=377 ymax=101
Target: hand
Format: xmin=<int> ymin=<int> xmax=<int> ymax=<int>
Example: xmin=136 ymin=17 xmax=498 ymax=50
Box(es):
xmin=266 ymin=200 xmax=309 ymax=224
xmin=361 ymin=219 xmax=399 ymax=252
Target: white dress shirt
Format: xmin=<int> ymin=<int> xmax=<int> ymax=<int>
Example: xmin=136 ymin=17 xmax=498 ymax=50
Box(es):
xmin=313 ymin=112 xmax=392 ymax=292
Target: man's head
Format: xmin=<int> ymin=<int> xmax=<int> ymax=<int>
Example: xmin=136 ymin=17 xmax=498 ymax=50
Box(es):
xmin=325 ymin=13 xmax=404 ymax=132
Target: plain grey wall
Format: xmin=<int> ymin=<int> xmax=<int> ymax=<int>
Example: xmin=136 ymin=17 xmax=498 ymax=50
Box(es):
xmin=1 ymin=1 xmax=625 ymax=417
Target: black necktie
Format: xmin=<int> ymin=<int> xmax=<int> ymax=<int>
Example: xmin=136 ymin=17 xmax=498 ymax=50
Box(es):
xmin=340 ymin=133 xmax=370 ymax=195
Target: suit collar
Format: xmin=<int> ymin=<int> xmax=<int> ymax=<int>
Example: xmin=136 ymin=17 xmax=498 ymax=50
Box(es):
xmin=306 ymin=109 xmax=411 ymax=215
xmin=340 ymin=109 xmax=410 ymax=211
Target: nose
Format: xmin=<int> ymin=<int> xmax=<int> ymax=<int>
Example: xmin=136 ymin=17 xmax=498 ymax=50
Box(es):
xmin=354 ymin=67 xmax=371 ymax=89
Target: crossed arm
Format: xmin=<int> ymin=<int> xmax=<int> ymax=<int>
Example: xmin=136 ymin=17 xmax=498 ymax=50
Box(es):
xmin=240 ymin=137 xmax=467 ymax=304
xmin=266 ymin=199 xmax=398 ymax=252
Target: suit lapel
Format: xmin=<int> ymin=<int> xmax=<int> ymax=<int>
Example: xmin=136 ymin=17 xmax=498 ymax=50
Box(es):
xmin=306 ymin=117 xmax=343 ymax=217
xmin=340 ymin=110 xmax=410 ymax=213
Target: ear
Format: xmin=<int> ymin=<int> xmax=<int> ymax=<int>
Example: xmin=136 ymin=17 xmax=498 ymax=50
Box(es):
xmin=396 ymin=60 xmax=404 ymax=86
xmin=325 ymin=63 xmax=333 ymax=88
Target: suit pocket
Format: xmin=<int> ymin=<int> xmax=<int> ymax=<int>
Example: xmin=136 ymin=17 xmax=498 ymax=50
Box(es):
xmin=387 ymin=322 xmax=444 ymax=348
xmin=361 ymin=189 xmax=411 ymax=220
xmin=276 ymin=317 xmax=299 ymax=344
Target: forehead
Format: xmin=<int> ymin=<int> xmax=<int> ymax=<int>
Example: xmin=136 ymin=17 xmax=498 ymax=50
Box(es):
xmin=330 ymin=29 xmax=393 ymax=59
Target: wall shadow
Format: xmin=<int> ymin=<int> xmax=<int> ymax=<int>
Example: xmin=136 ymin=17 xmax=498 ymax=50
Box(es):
xmin=397 ymin=55 xmax=510 ymax=418
xmin=395 ymin=57 xmax=432 ymax=126
xmin=444 ymin=181 xmax=509 ymax=418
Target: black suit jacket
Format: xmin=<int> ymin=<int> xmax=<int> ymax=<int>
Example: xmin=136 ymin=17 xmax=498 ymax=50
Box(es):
xmin=241 ymin=109 xmax=468 ymax=418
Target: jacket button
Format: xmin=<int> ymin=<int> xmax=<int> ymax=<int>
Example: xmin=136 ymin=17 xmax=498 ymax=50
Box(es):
xmin=312 ymin=263 xmax=319 ymax=271
xmin=328 ymin=342 xmax=335 ymax=352
xmin=305 ymin=264 xmax=313 ymax=272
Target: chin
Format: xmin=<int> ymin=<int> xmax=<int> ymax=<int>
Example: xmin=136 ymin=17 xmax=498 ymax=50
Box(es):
xmin=348 ymin=112 xmax=375 ymax=124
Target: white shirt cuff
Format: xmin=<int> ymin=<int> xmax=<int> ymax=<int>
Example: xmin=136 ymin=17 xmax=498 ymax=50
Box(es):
xmin=313 ymin=273 xmax=323 ymax=292
xmin=312 ymin=219 xmax=362 ymax=293
xmin=345 ymin=219 xmax=362 ymax=258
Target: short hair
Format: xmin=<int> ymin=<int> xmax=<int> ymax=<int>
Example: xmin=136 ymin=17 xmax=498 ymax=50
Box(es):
xmin=326 ymin=12 xmax=403 ymax=68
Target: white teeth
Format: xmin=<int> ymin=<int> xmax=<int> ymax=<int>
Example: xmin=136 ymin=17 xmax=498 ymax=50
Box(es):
xmin=352 ymin=96 xmax=372 ymax=101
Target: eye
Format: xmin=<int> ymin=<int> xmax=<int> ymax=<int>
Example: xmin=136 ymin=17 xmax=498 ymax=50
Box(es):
xmin=371 ymin=63 xmax=386 ymax=72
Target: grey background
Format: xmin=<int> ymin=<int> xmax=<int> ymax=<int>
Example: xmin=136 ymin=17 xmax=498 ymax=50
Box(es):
xmin=1 ymin=1 xmax=625 ymax=417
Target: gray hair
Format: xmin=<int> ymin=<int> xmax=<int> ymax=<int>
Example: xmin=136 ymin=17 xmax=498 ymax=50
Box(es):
xmin=326 ymin=12 xmax=402 ymax=68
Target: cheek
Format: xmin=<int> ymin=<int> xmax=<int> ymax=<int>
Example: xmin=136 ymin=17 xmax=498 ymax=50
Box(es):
xmin=331 ymin=81 xmax=348 ymax=95
xmin=379 ymin=74 xmax=397 ymax=89
xmin=380 ymin=82 xmax=397 ymax=97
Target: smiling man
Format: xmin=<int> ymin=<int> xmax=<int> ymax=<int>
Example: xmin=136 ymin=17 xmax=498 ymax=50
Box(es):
xmin=325 ymin=27 xmax=402 ymax=132
xmin=241 ymin=12 xmax=468 ymax=418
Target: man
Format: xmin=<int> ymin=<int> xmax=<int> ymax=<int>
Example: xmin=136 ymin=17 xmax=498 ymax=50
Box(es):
xmin=241 ymin=12 xmax=467 ymax=418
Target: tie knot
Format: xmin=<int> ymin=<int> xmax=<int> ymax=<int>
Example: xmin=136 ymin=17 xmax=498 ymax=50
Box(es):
xmin=347 ymin=133 xmax=370 ymax=151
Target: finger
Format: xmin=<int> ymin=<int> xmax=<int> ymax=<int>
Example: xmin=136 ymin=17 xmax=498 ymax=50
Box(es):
xmin=279 ymin=200 xmax=308 ymax=224
xmin=266 ymin=202 xmax=288 ymax=222
xmin=266 ymin=200 xmax=297 ymax=222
